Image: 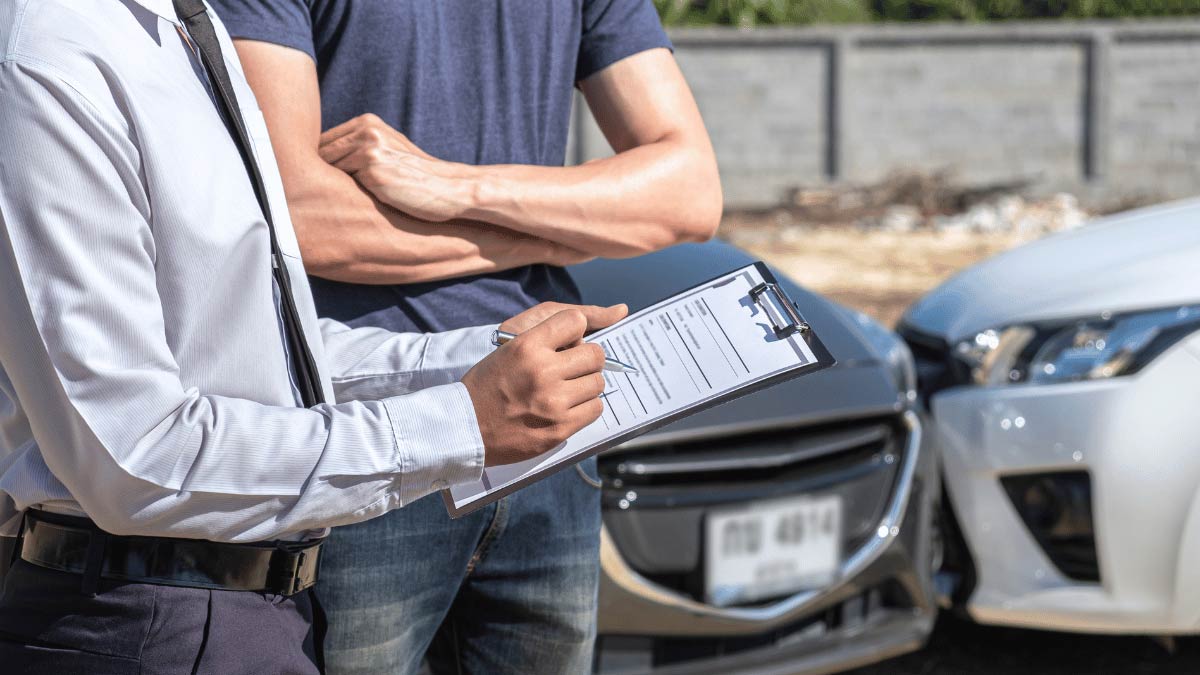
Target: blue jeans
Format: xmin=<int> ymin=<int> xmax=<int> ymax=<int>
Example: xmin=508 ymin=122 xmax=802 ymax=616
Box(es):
xmin=318 ymin=457 xmax=603 ymax=675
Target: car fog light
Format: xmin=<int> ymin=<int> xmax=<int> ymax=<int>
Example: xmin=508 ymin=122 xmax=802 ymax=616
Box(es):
xmin=1001 ymin=471 xmax=1099 ymax=582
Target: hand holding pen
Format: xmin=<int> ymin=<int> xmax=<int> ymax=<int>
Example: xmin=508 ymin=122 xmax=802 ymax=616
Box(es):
xmin=462 ymin=304 xmax=632 ymax=466
xmin=492 ymin=330 xmax=638 ymax=373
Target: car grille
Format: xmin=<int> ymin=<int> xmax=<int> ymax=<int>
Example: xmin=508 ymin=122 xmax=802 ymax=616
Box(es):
xmin=598 ymin=415 xmax=908 ymax=606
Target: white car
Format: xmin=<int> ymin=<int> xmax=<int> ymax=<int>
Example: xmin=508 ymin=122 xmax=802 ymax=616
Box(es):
xmin=898 ymin=198 xmax=1200 ymax=634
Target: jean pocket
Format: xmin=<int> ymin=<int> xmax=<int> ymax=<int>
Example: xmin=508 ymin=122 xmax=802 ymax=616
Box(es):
xmin=574 ymin=456 xmax=602 ymax=489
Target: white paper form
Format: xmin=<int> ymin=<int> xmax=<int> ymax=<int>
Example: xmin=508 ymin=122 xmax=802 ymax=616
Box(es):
xmin=446 ymin=263 xmax=822 ymax=514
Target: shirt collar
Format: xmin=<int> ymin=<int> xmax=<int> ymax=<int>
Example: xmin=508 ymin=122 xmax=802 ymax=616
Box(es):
xmin=129 ymin=0 xmax=182 ymax=25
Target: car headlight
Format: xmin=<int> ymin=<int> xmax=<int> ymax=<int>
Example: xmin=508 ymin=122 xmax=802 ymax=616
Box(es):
xmin=954 ymin=305 xmax=1200 ymax=386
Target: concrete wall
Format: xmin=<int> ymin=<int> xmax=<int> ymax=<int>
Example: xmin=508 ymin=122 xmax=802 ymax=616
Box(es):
xmin=568 ymin=20 xmax=1200 ymax=209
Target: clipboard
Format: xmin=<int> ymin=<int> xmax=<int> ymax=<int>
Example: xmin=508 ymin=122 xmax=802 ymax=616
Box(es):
xmin=442 ymin=261 xmax=836 ymax=517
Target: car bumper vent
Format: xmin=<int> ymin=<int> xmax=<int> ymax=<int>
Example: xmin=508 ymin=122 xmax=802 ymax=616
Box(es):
xmin=1001 ymin=471 xmax=1100 ymax=583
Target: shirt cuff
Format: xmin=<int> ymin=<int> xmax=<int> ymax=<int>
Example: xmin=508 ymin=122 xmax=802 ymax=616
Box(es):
xmin=420 ymin=324 xmax=499 ymax=388
xmin=382 ymin=382 xmax=485 ymax=503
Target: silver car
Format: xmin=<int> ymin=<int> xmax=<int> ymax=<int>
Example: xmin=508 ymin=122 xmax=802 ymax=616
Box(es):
xmin=901 ymin=198 xmax=1200 ymax=634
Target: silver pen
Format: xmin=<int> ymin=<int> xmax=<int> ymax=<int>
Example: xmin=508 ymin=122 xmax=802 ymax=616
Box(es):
xmin=491 ymin=329 xmax=639 ymax=374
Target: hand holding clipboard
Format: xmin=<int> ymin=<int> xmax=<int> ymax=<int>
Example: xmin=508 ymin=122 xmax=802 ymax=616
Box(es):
xmin=444 ymin=262 xmax=835 ymax=517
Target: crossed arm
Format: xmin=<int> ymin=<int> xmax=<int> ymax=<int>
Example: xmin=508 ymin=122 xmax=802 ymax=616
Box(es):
xmin=234 ymin=43 xmax=590 ymax=284
xmin=234 ymin=42 xmax=722 ymax=284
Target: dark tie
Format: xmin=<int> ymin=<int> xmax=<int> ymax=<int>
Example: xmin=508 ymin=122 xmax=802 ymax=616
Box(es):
xmin=172 ymin=0 xmax=325 ymax=408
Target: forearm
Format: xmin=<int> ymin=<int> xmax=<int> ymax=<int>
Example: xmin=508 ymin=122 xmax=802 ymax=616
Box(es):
xmin=230 ymin=38 xmax=590 ymax=285
xmin=319 ymin=319 xmax=496 ymax=402
xmin=291 ymin=162 xmax=590 ymax=284
xmin=328 ymin=49 xmax=724 ymax=259
xmin=459 ymin=137 xmax=721 ymax=258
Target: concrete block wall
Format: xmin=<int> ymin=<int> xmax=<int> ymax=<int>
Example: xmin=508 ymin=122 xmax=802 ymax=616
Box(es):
xmin=568 ymin=20 xmax=1200 ymax=210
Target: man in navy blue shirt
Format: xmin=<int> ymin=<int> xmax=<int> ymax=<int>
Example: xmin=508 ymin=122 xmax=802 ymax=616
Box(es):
xmin=209 ymin=1 xmax=721 ymax=672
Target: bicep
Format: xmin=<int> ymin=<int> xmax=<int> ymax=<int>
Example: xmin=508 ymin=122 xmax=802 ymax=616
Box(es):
xmin=233 ymin=39 xmax=323 ymax=164
xmin=579 ymin=48 xmax=707 ymax=153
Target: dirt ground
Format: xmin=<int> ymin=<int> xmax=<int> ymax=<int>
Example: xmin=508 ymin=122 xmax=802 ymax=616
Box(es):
xmin=721 ymin=223 xmax=1030 ymax=327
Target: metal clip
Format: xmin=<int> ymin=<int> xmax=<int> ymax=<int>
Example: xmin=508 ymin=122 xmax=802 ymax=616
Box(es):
xmin=749 ymin=282 xmax=810 ymax=339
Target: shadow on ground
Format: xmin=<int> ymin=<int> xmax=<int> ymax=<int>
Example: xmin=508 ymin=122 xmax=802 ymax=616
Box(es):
xmin=846 ymin=614 xmax=1200 ymax=675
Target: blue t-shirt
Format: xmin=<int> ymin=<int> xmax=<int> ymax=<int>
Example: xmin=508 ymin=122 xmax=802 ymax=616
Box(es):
xmin=210 ymin=0 xmax=672 ymax=333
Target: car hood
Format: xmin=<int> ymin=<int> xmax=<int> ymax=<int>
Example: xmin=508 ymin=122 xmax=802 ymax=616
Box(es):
xmin=902 ymin=198 xmax=1200 ymax=342
xmin=569 ymin=241 xmax=903 ymax=444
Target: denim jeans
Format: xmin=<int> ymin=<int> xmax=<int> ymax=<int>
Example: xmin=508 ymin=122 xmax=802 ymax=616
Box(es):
xmin=318 ymin=456 xmax=603 ymax=675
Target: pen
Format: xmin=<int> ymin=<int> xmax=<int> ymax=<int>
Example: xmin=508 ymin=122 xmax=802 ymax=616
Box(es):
xmin=491 ymin=330 xmax=639 ymax=374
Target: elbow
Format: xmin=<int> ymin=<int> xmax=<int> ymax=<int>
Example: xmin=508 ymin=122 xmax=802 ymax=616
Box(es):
xmin=641 ymin=169 xmax=723 ymax=254
xmin=679 ymin=192 xmax=722 ymax=244
xmin=685 ymin=158 xmax=723 ymax=243
xmin=72 ymin=471 xmax=161 ymax=538
xmin=608 ymin=196 xmax=722 ymax=259
xmin=660 ymin=151 xmax=723 ymax=248
xmin=300 ymin=242 xmax=420 ymax=285
xmin=292 ymin=217 xmax=388 ymax=282
xmin=297 ymin=235 xmax=355 ymax=279
xmin=608 ymin=161 xmax=722 ymax=259
xmin=296 ymin=222 xmax=471 ymax=285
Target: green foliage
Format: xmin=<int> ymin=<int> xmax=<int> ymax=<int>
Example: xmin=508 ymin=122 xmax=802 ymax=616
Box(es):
xmin=653 ymin=0 xmax=1200 ymax=24
xmin=654 ymin=0 xmax=873 ymax=26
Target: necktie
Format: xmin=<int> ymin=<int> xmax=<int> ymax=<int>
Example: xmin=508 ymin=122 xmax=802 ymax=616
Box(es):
xmin=172 ymin=0 xmax=325 ymax=407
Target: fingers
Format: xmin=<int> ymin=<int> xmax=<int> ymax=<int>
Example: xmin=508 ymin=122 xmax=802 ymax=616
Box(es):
xmin=316 ymin=115 xmax=365 ymax=148
xmin=579 ymin=303 xmax=628 ymax=332
xmin=317 ymin=114 xmax=382 ymax=163
xmin=523 ymin=309 xmax=588 ymax=350
xmin=500 ymin=302 xmax=627 ymax=337
xmin=498 ymin=301 xmax=568 ymax=334
xmin=558 ymin=397 xmax=605 ymax=439
xmin=318 ymin=113 xmax=427 ymax=166
xmin=319 ymin=132 xmax=376 ymax=167
xmin=556 ymin=342 xmax=607 ymax=379
xmin=561 ymin=371 xmax=607 ymax=408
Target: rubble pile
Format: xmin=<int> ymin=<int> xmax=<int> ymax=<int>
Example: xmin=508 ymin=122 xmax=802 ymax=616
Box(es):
xmin=725 ymin=171 xmax=1093 ymax=242
xmin=877 ymin=193 xmax=1088 ymax=234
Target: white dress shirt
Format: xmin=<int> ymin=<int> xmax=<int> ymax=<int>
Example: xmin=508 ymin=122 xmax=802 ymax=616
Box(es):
xmin=0 ymin=0 xmax=492 ymax=542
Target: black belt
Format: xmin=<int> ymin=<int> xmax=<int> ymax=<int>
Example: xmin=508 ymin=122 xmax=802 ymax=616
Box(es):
xmin=16 ymin=510 xmax=321 ymax=596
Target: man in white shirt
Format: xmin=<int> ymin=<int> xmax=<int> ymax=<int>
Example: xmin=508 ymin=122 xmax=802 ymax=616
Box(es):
xmin=0 ymin=0 xmax=624 ymax=672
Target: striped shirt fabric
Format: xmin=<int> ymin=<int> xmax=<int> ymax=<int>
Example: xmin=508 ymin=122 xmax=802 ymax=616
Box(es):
xmin=0 ymin=0 xmax=491 ymax=542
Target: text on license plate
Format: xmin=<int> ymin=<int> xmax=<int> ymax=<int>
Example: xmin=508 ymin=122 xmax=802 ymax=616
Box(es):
xmin=705 ymin=494 xmax=842 ymax=607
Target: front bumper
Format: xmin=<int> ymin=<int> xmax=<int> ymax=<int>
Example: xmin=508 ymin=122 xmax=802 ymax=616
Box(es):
xmin=928 ymin=335 xmax=1200 ymax=634
xmin=595 ymin=411 xmax=939 ymax=674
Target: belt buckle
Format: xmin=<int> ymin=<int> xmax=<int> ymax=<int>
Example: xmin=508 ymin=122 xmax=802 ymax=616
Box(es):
xmin=283 ymin=545 xmax=320 ymax=596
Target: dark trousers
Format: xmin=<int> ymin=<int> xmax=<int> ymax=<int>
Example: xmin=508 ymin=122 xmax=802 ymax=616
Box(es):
xmin=0 ymin=559 xmax=325 ymax=674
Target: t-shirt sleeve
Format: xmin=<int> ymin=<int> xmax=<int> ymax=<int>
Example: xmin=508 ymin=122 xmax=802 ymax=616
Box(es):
xmin=206 ymin=0 xmax=316 ymax=61
xmin=577 ymin=0 xmax=673 ymax=82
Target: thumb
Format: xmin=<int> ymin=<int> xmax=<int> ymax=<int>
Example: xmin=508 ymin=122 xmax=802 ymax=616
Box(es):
xmin=580 ymin=304 xmax=628 ymax=332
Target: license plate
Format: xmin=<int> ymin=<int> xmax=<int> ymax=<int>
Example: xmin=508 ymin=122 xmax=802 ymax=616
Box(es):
xmin=705 ymin=494 xmax=842 ymax=607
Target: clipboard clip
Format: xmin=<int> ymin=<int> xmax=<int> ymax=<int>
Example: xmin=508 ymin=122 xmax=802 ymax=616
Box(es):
xmin=750 ymin=282 xmax=810 ymax=339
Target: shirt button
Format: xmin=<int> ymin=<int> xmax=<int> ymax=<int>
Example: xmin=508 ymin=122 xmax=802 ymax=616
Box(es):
xmin=430 ymin=479 xmax=449 ymax=490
